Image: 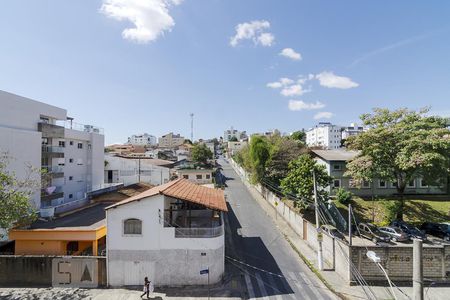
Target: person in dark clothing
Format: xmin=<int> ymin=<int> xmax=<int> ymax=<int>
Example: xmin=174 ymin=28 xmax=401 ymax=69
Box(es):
xmin=140 ymin=277 xmax=150 ymax=299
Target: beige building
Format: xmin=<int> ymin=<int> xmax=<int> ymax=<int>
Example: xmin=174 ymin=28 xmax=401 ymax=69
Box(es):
xmin=158 ymin=132 xmax=185 ymax=148
xmin=176 ymin=169 xmax=213 ymax=185
xmin=227 ymin=141 xmax=248 ymax=156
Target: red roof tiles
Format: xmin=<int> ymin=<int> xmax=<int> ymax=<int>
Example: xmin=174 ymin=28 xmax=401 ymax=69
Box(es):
xmin=106 ymin=179 xmax=227 ymax=212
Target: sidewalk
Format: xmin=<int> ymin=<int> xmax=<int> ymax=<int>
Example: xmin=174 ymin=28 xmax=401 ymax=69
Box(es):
xmin=234 ymin=164 xmax=450 ymax=300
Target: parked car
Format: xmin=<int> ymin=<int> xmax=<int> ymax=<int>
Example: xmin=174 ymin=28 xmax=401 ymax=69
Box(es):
xmin=421 ymin=222 xmax=450 ymax=241
xmin=378 ymin=226 xmax=410 ymax=242
xmin=357 ymin=223 xmax=391 ymax=243
xmin=320 ymin=224 xmax=346 ymax=241
xmin=391 ymin=220 xmax=427 ymax=241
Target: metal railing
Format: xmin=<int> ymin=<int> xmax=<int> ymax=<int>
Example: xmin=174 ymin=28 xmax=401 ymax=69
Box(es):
xmin=56 ymin=120 xmax=104 ymax=135
xmin=41 ymin=165 xmax=64 ymax=173
xmin=174 ymin=225 xmax=224 ymax=238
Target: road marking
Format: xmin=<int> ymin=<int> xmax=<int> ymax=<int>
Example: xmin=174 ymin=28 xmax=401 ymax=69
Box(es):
xmin=299 ymin=272 xmax=325 ymax=300
xmin=244 ymin=273 xmax=256 ymax=299
xmin=288 ymin=272 xmax=312 ymax=300
xmin=266 ymin=274 xmax=284 ymax=300
xmin=255 ymin=272 xmax=270 ymax=300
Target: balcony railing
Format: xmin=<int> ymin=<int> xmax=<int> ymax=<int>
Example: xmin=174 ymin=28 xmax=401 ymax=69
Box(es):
xmin=42 ymin=165 xmax=64 ymax=173
xmin=174 ymin=225 xmax=224 ymax=238
xmin=56 ymin=120 xmax=104 ymax=135
xmin=42 ymin=145 xmax=65 ymax=153
xmin=41 ymin=186 xmax=64 ymax=201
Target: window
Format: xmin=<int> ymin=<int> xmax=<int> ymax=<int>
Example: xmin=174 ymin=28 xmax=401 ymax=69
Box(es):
xmin=391 ymin=181 xmax=398 ymax=188
xmin=379 ymin=180 xmax=387 ymax=188
xmin=66 ymin=241 xmax=79 ymax=254
xmin=333 ymin=179 xmax=341 ymax=188
xmin=69 ymin=141 xmax=74 ymax=146
xmin=59 ymin=141 xmax=65 ymax=147
xmin=69 ymin=176 xmax=73 ymax=181
xmin=419 ymin=178 xmax=428 ymax=188
xmin=333 ymin=164 xmax=341 ymax=171
xmin=205 ymin=174 xmax=211 ymax=179
xmin=407 ymin=179 xmax=416 ymax=188
xmin=69 ymin=194 xmax=73 ymax=199
xmin=183 ymin=175 xmax=189 ymax=179
xmin=77 ymin=143 xmax=83 ymax=149
xmin=196 ymin=174 xmax=203 ymax=179
xmin=124 ymin=218 xmax=142 ymax=235
xmin=362 ymin=180 xmax=371 ymax=189
xmin=69 ymin=158 xmax=73 ymax=163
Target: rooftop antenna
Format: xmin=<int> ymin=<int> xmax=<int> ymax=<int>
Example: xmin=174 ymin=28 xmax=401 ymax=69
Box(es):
xmin=190 ymin=113 xmax=194 ymax=142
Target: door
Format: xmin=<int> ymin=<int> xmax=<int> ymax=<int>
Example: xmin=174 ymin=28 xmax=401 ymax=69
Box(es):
xmin=124 ymin=261 xmax=155 ymax=286
xmin=107 ymin=171 xmax=113 ymax=183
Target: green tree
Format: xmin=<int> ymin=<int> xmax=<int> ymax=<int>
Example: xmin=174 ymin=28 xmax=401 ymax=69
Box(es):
xmin=281 ymin=154 xmax=332 ymax=202
xmin=290 ymin=130 xmax=306 ymax=142
xmin=0 ymin=154 xmax=38 ymax=238
xmin=191 ymin=143 xmax=213 ymax=165
xmin=345 ymin=107 xmax=450 ymax=219
xmin=249 ymin=136 xmax=271 ymax=183
xmin=266 ymin=135 xmax=306 ymax=184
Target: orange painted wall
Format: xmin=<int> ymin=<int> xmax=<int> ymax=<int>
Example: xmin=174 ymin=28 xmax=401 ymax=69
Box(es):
xmin=15 ymin=240 xmax=65 ymax=255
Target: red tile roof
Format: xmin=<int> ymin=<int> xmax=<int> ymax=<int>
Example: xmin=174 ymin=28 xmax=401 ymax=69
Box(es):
xmin=106 ymin=179 xmax=227 ymax=212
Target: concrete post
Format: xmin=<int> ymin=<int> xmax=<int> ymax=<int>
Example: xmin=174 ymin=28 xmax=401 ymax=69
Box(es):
xmin=413 ymin=239 xmax=423 ymax=300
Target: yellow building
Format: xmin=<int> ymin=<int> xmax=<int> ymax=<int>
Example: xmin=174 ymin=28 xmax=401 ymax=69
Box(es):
xmin=9 ymin=204 xmax=107 ymax=256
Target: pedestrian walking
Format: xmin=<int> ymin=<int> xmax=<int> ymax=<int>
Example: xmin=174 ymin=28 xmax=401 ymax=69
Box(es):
xmin=140 ymin=277 xmax=150 ymax=299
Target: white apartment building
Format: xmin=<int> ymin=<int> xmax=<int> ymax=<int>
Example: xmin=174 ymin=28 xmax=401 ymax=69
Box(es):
xmin=127 ymin=133 xmax=157 ymax=146
xmin=306 ymin=122 xmax=343 ymax=149
xmin=158 ymin=132 xmax=185 ymax=148
xmin=341 ymin=123 xmax=366 ymax=140
xmin=223 ymin=127 xmax=246 ymax=142
xmin=0 ymin=90 xmax=104 ymax=217
xmin=104 ymin=155 xmax=171 ymax=186
xmin=106 ymin=179 xmax=226 ymax=286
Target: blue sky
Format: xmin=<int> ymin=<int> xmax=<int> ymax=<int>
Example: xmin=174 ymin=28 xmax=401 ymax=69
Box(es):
xmin=1 ymin=0 xmax=450 ymax=144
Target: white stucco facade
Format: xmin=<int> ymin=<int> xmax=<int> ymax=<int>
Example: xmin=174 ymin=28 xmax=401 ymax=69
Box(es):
xmin=127 ymin=133 xmax=157 ymax=146
xmin=104 ymin=155 xmax=170 ymax=186
xmin=106 ymin=194 xmax=225 ymax=287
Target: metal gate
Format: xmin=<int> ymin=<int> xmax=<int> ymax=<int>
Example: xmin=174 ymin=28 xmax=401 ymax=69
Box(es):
xmin=52 ymin=258 xmax=98 ymax=288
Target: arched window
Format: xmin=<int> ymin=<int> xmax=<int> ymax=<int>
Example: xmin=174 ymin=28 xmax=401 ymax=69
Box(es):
xmin=123 ymin=218 xmax=142 ymax=235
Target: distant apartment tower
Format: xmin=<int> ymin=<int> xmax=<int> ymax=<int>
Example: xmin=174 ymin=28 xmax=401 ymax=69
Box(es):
xmin=341 ymin=123 xmax=365 ymax=140
xmin=158 ymin=132 xmax=185 ymax=148
xmin=223 ymin=127 xmax=246 ymax=142
xmin=128 ymin=133 xmax=157 ymax=146
xmin=306 ymin=122 xmax=343 ymax=149
xmin=0 ymin=90 xmax=104 ymax=216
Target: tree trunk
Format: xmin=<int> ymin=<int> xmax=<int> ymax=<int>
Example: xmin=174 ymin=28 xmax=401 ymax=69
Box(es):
xmin=396 ymin=184 xmax=406 ymax=220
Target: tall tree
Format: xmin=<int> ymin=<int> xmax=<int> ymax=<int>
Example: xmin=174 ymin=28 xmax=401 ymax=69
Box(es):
xmin=345 ymin=108 xmax=450 ymax=219
xmin=0 ymin=154 xmax=38 ymax=238
xmin=290 ymin=130 xmax=306 ymax=142
xmin=191 ymin=143 xmax=213 ymax=166
xmin=266 ymin=135 xmax=306 ymax=184
xmin=249 ymin=136 xmax=271 ymax=183
xmin=280 ymin=153 xmax=332 ymax=202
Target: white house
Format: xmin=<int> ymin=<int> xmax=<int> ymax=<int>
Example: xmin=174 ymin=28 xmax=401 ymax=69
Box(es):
xmin=104 ymin=155 xmax=171 ymax=186
xmin=176 ymin=168 xmax=213 ymax=185
xmin=127 ymin=133 xmax=157 ymax=146
xmin=341 ymin=123 xmax=366 ymax=140
xmin=223 ymin=127 xmax=246 ymax=142
xmin=106 ymin=179 xmax=227 ymax=286
xmin=227 ymin=141 xmax=248 ymax=157
xmin=306 ymin=122 xmax=343 ymax=149
xmin=0 ymin=90 xmax=104 ymax=217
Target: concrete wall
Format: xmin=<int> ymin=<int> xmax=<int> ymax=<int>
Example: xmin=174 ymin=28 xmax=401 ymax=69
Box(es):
xmin=0 ymin=256 xmax=106 ymax=287
xmin=106 ymin=194 xmax=225 ymax=286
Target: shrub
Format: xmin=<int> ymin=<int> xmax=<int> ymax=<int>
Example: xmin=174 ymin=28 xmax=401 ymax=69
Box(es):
xmin=335 ymin=188 xmax=352 ymax=205
xmin=381 ymin=200 xmax=402 ymax=224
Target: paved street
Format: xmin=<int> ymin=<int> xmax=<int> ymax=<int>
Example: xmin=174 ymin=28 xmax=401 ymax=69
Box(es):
xmin=220 ymin=158 xmax=337 ymax=300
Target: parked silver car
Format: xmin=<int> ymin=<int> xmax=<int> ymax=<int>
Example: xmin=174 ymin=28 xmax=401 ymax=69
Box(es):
xmin=378 ymin=226 xmax=410 ymax=242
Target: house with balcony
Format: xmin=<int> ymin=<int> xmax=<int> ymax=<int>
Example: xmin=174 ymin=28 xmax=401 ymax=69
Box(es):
xmin=106 ymin=178 xmax=227 ymax=287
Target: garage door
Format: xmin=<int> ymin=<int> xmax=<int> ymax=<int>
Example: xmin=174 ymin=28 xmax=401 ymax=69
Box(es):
xmin=124 ymin=260 xmax=155 ymax=286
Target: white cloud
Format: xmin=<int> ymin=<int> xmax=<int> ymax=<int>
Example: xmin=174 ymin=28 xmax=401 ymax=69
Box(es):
xmin=279 ymin=48 xmax=302 ymax=61
xmin=267 ymin=82 xmax=282 ymax=89
xmin=281 ymin=84 xmax=305 ymax=97
xmin=230 ymin=20 xmax=275 ymax=47
xmin=315 ymin=71 xmax=359 ymax=89
xmin=288 ymin=100 xmax=325 ymax=111
xmin=314 ymin=111 xmax=334 ymax=120
xmin=267 ymin=77 xmax=294 ymax=89
xmin=100 ymin=0 xmax=182 ymax=43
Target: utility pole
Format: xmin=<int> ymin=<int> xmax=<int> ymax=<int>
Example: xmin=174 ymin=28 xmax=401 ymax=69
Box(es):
xmin=312 ymin=170 xmax=324 ymax=270
xmin=348 ymin=204 xmax=352 ymax=246
xmin=413 ymin=239 xmax=424 ymax=300
xmin=138 ymin=158 xmax=141 ymax=183
xmin=190 ymin=113 xmax=194 ymax=142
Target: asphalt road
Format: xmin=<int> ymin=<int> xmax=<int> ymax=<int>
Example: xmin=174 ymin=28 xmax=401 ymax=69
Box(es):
xmin=220 ymin=157 xmax=337 ymax=300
